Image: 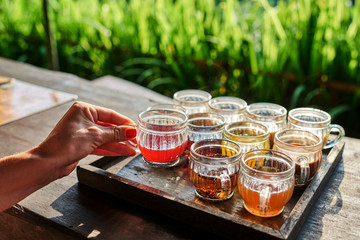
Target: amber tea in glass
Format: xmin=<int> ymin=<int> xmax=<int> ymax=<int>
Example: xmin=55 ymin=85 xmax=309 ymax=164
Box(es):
xmin=239 ymin=149 xmax=295 ymax=217
xmin=189 ymin=139 xmax=241 ymax=201
xmin=273 ymin=129 xmax=323 ymax=186
xmin=246 ymin=103 xmax=287 ymax=148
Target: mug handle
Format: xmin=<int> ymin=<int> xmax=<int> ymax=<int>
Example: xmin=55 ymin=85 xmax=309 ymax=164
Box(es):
xmin=259 ymin=186 xmax=271 ymax=215
xmin=297 ymin=156 xmax=310 ymax=185
xmin=323 ymin=124 xmax=345 ymax=149
xmin=219 ymin=170 xmax=232 ymax=196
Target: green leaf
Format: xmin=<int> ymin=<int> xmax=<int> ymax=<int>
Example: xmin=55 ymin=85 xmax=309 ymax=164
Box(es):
xmin=147 ymin=77 xmax=177 ymax=89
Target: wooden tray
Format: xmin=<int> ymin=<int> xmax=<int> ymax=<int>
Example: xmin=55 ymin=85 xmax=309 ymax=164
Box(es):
xmin=77 ymin=141 xmax=345 ymax=239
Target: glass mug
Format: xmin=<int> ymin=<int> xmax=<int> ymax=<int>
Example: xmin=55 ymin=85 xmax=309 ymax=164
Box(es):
xmin=137 ymin=109 xmax=188 ymax=167
xmin=208 ymin=96 xmax=247 ymax=124
xmin=273 ymin=129 xmax=323 ymax=186
xmin=239 ymin=149 xmax=295 ymax=217
xmin=189 ymin=139 xmax=241 ymax=201
xmin=246 ymin=102 xmax=287 ymax=148
xmin=187 ymin=112 xmax=226 ymax=151
xmin=223 ymin=121 xmax=270 ymax=154
xmin=173 ymin=89 xmax=212 ymax=115
xmin=288 ymin=107 xmax=345 ymax=149
xmin=147 ymin=104 xmax=187 ymax=114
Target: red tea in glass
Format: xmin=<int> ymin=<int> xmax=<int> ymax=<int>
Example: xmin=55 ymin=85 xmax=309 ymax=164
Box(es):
xmin=137 ymin=109 xmax=188 ymax=167
xmin=138 ymin=140 xmax=187 ymax=163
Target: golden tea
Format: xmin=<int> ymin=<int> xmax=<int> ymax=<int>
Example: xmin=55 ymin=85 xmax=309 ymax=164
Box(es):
xmin=239 ymin=150 xmax=295 ymax=217
xmin=190 ymin=169 xmax=238 ymax=200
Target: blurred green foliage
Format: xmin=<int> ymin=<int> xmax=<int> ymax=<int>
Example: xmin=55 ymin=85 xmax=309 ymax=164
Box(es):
xmin=0 ymin=0 xmax=359 ymax=136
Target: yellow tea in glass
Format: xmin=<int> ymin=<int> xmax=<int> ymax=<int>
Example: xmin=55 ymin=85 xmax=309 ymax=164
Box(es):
xmin=223 ymin=121 xmax=270 ymax=154
xmin=245 ymin=103 xmax=287 ymax=148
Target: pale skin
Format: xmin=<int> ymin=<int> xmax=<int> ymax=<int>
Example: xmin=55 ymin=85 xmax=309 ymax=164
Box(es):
xmin=0 ymin=101 xmax=137 ymax=212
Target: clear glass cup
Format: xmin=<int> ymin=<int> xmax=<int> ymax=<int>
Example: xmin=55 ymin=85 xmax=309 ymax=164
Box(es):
xmin=173 ymin=89 xmax=212 ymax=115
xmin=273 ymin=129 xmax=323 ymax=186
xmin=246 ymin=102 xmax=287 ymax=148
xmin=189 ymin=139 xmax=241 ymax=201
xmin=239 ymin=149 xmax=295 ymax=217
xmin=208 ymin=96 xmax=247 ymax=124
xmin=137 ymin=109 xmax=188 ymax=167
xmin=223 ymin=121 xmax=270 ymax=154
xmin=187 ymin=112 xmax=226 ymax=151
xmin=147 ymin=104 xmax=187 ymax=114
xmin=288 ymin=107 xmax=345 ymax=149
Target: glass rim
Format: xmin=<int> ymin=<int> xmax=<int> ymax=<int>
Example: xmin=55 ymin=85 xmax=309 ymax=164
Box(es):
xmin=146 ymin=104 xmax=187 ymax=114
xmin=138 ymin=109 xmax=188 ymax=131
xmin=187 ymin=112 xmax=226 ymax=129
xmin=246 ymin=102 xmax=287 ymax=121
xmin=288 ymin=107 xmax=331 ymax=125
xmin=190 ymin=139 xmax=241 ymax=165
xmin=241 ymin=149 xmax=295 ymax=177
xmin=224 ymin=121 xmax=270 ymax=141
xmin=173 ymin=89 xmax=212 ymax=104
xmin=274 ymin=129 xmax=323 ymax=151
xmin=208 ymin=96 xmax=247 ymax=113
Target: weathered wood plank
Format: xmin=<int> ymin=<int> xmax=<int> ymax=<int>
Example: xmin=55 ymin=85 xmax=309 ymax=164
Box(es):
xmin=76 ymin=141 xmax=345 ymax=239
xmin=0 ymin=212 xmax=79 ymax=240
xmin=296 ymin=137 xmax=360 ymax=240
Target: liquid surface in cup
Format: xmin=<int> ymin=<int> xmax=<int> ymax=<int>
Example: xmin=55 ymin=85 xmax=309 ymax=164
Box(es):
xmin=296 ymin=115 xmax=325 ymax=123
xmin=228 ymin=128 xmax=266 ymax=138
xmin=190 ymin=118 xmax=220 ymax=127
xmin=252 ymin=110 xmax=282 ymax=117
xmin=177 ymin=95 xmax=208 ymax=102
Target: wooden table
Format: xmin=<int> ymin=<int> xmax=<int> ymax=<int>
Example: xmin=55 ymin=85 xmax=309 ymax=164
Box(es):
xmin=0 ymin=57 xmax=359 ymax=240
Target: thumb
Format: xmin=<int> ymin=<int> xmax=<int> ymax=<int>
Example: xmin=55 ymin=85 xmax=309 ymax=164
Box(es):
xmin=99 ymin=125 xmax=137 ymax=143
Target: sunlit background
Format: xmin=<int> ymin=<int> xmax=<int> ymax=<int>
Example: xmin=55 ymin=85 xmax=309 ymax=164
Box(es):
xmin=0 ymin=0 xmax=359 ymax=137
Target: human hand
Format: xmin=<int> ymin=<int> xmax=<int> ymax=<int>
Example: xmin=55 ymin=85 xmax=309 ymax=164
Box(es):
xmin=35 ymin=101 xmax=137 ymax=178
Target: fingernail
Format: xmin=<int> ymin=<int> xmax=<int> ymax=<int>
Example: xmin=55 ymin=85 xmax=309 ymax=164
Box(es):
xmin=126 ymin=128 xmax=137 ymax=139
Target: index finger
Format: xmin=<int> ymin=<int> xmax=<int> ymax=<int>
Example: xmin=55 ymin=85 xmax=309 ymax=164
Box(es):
xmin=91 ymin=105 xmax=135 ymax=126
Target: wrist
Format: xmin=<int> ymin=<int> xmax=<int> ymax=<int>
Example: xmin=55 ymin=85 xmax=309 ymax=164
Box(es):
xmin=29 ymin=146 xmax=63 ymax=181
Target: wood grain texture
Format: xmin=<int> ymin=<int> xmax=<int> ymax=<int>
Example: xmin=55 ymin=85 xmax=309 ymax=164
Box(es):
xmin=76 ymin=141 xmax=345 ymax=239
xmin=0 ymin=57 xmax=359 ymax=240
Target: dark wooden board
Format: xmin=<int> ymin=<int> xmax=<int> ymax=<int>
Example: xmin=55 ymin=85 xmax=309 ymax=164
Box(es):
xmin=77 ymin=141 xmax=345 ymax=239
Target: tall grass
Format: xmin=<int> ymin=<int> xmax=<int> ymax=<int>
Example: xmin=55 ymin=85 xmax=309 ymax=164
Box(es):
xmin=0 ymin=0 xmax=359 ymax=135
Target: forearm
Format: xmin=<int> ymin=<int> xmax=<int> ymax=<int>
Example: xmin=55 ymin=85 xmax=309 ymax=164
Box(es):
xmin=0 ymin=147 xmax=60 ymax=212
